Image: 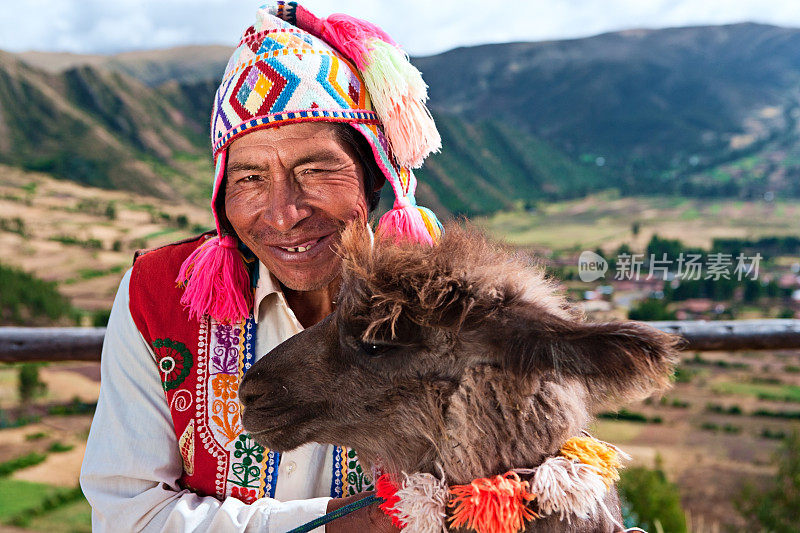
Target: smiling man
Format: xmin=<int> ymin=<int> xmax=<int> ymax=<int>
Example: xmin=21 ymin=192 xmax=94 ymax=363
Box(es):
xmin=223 ymin=123 xmax=376 ymax=328
xmin=80 ymin=3 xmax=441 ymax=532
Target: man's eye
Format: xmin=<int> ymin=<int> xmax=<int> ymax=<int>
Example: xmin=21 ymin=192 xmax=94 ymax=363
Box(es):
xmin=357 ymin=341 xmax=392 ymax=357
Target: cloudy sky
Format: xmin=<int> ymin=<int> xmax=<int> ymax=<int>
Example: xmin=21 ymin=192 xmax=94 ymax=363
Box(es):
xmin=4 ymin=0 xmax=800 ymax=56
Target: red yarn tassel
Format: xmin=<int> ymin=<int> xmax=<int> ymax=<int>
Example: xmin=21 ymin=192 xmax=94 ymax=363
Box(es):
xmin=175 ymin=235 xmax=253 ymax=324
xmin=376 ymin=474 xmax=406 ymax=529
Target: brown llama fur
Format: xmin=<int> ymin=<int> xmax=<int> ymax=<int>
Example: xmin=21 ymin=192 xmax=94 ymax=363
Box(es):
xmin=240 ymin=222 xmax=682 ymax=532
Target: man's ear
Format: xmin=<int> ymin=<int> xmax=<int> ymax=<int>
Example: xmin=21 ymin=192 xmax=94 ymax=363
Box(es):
xmin=372 ymin=171 xmax=386 ymax=193
xmin=497 ymin=309 xmax=683 ymax=405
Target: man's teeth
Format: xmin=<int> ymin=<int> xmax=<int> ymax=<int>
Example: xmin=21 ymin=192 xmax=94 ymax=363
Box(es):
xmin=283 ymin=245 xmax=311 ymax=253
xmin=281 ymin=240 xmax=317 ymax=253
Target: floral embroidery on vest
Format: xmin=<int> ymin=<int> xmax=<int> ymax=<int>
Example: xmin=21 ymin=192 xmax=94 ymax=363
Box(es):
xmin=204 ymin=316 xmax=280 ymax=503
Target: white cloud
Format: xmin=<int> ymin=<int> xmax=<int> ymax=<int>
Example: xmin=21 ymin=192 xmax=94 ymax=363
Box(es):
xmin=2 ymin=0 xmax=800 ymax=56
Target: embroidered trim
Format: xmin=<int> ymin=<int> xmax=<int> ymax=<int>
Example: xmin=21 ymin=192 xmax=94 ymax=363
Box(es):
xmin=207 ymin=316 xmax=282 ymax=503
xmin=331 ymin=446 xmax=344 ymax=497
xmin=213 ymin=110 xmax=380 ymax=153
xmin=343 ymin=447 xmax=375 ymax=496
xmin=331 ymin=446 xmax=374 ymax=497
xmin=195 ymin=316 xmax=229 ymax=498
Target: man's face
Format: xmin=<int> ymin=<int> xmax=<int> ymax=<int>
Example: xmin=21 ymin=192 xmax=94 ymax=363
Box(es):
xmin=224 ymin=122 xmax=372 ymax=292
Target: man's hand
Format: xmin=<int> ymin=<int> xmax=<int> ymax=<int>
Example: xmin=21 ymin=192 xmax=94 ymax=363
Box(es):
xmin=324 ymin=491 xmax=400 ymax=533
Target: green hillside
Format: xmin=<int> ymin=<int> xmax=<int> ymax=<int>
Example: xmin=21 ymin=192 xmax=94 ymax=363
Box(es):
xmin=415 ymin=115 xmax=607 ymax=215
xmin=415 ymin=23 xmax=800 ymax=181
xmin=0 ymin=52 xmax=212 ymax=203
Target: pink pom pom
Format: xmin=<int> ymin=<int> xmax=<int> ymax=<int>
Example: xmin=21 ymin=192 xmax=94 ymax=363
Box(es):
xmin=320 ymin=14 xmax=396 ymax=70
xmin=377 ymin=197 xmax=436 ymax=246
xmin=176 ymin=235 xmax=253 ymax=323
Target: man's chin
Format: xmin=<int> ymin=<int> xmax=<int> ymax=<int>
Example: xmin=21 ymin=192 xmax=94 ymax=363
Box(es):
xmin=258 ymin=249 xmax=342 ymax=292
xmin=274 ymin=269 xmax=339 ymax=293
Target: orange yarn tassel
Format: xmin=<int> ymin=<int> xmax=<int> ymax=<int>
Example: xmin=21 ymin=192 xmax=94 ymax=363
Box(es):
xmin=559 ymin=437 xmax=622 ymax=487
xmin=448 ymin=472 xmax=538 ymax=533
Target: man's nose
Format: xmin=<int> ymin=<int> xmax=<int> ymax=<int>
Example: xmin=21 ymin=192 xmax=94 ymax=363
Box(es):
xmin=263 ymin=178 xmax=311 ymax=232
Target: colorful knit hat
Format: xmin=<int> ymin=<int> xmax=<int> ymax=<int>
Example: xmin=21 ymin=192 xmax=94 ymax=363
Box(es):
xmin=176 ymin=1 xmax=443 ymax=323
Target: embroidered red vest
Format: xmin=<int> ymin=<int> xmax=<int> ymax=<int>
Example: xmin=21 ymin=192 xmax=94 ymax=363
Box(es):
xmin=129 ymin=234 xmax=374 ymax=503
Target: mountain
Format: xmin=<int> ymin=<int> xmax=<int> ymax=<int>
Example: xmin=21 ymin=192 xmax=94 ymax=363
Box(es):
xmin=414 ymin=22 xmax=800 ymax=196
xmin=7 ymin=22 xmax=800 ymax=214
xmin=0 ymin=51 xmax=213 ymax=202
xmin=413 ymin=114 xmax=608 ymax=214
xmin=18 ymin=45 xmax=232 ymax=87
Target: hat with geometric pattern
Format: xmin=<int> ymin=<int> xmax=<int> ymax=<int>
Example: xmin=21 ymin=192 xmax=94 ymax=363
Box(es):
xmin=176 ymin=1 xmax=443 ymax=324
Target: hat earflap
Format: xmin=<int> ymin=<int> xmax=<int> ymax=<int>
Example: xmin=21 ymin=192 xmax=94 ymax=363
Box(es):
xmin=175 ymin=151 xmax=253 ymax=323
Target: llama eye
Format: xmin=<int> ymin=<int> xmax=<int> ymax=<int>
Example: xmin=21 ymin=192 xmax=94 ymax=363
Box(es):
xmin=357 ymin=341 xmax=391 ymax=357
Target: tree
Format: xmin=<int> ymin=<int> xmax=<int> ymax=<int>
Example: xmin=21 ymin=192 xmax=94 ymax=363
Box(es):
xmin=18 ymin=364 xmax=47 ymax=404
xmin=736 ymin=431 xmax=800 ymax=531
xmin=619 ymin=460 xmax=687 ymax=533
xmin=646 ymin=234 xmax=684 ymax=261
xmin=628 ymin=298 xmax=676 ymax=321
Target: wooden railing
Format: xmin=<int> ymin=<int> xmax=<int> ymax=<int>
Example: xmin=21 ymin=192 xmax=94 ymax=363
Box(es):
xmin=648 ymin=319 xmax=800 ymax=351
xmin=0 ymin=320 xmax=799 ymax=363
xmin=0 ymin=327 xmax=106 ymax=362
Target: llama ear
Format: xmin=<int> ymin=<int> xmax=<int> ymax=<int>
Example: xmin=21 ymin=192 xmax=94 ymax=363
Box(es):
xmin=500 ymin=312 xmax=682 ymax=404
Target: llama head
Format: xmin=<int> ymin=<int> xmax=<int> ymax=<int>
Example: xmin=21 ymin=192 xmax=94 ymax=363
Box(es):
xmin=240 ymin=222 xmax=681 ymax=482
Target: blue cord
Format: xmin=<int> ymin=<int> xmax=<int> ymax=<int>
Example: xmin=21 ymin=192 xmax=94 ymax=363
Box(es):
xmin=286 ymin=494 xmax=383 ymax=533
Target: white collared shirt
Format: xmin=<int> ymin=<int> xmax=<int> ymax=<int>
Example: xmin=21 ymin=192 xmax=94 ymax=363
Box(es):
xmin=80 ymin=262 xmax=335 ymax=532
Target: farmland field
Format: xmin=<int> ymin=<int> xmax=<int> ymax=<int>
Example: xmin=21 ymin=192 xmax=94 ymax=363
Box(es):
xmin=1 ymin=168 xmax=800 ymax=530
xmin=476 ymin=191 xmax=800 ymax=253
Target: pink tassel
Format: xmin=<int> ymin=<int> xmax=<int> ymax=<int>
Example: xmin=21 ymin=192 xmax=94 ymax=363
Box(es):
xmin=377 ymin=197 xmax=437 ymax=246
xmin=175 ymin=235 xmax=252 ymax=323
xmin=320 ymin=14 xmax=396 ymax=69
xmin=292 ymin=7 xmax=395 ymax=70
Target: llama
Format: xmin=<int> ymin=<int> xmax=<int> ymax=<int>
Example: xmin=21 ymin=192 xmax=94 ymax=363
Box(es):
xmin=240 ymin=222 xmax=681 ymax=532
